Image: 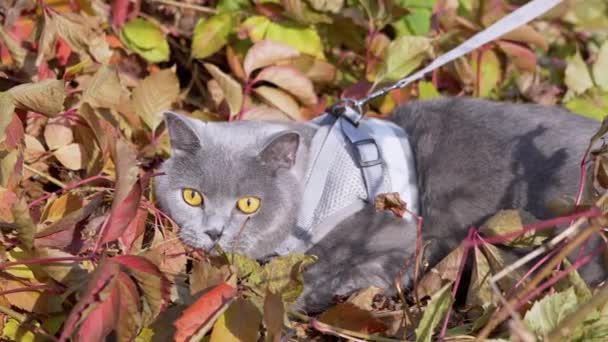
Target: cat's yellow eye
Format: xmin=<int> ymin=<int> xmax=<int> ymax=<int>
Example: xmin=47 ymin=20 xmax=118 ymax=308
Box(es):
xmin=237 ymin=196 xmax=261 ymax=214
xmin=182 ymin=188 xmax=203 ymax=207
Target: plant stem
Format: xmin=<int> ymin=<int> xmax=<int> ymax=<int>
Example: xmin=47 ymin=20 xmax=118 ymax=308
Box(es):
xmin=0 ymin=255 xmax=93 ymax=270
xmin=24 ymin=164 xmax=67 ymax=188
xmin=147 ymin=0 xmax=217 ymax=14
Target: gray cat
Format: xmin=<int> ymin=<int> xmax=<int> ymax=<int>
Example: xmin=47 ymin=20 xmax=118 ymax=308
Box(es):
xmin=155 ymin=97 xmax=605 ymax=311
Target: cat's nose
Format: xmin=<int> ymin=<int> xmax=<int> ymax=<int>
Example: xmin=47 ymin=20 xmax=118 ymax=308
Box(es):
xmin=204 ymin=229 xmax=223 ymax=241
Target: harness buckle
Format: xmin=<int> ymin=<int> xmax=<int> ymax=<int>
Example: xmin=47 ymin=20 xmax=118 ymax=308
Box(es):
xmin=353 ymin=139 xmax=382 ymax=167
xmin=329 ymin=99 xmax=364 ymax=126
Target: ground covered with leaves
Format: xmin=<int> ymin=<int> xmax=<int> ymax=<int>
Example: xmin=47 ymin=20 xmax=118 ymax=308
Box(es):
xmin=1 ymin=0 xmax=608 ymax=341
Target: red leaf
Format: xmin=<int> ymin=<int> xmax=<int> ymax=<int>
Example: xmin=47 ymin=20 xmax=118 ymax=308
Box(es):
xmin=112 ymin=255 xmax=171 ymax=324
xmin=119 ymin=206 xmax=147 ymax=252
xmin=173 ymin=283 xmax=238 ymax=342
xmin=341 ymin=79 xmax=373 ymax=100
xmin=116 ymin=272 xmax=143 ymax=342
xmin=4 ymin=114 xmax=24 ymax=150
xmin=75 ymin=277 xmax=121 ymax=342
xmin=55 ymin=38 xmax=72 ymax=66
xmin=59 ymin=258 xmax=121 ymax=342
xmin=112 ymin=255 xmax=164 ymax=275
xmin=497 ymin=40 xmax=537 ymax=73
xmin=99 ymin=179 xmax=142 ymax=245
xmin=111 ymin=0 xmax=130 ymax=28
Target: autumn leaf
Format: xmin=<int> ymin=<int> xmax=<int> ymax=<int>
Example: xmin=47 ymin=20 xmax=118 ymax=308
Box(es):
xmin=374 ymin=35 xmax=432 ymax=85
xmin=318 ymin=303 xmax=387 ymax=334
xmin=82 ymin=65 xmax=124 ymax=109
xmin=253 ymin=86 xmax=301 ymax=120
xmin=192 ymin=13 xmax=234 ymax=60
xmin=8 ymin=79 xmax=66 ymax=117
xmin=173 ymin=282 xmax=237 ymax=342
xmin=209 ymin=298 xmax=262 ymax=342
xmin=204 ymin=63 xmax=244 ymax=118
xmin=565 ymin=51 xmax=594 ymax=95
xmin=375 ymin=192 xmax=407 ymax=217
xmin=59 ymin=259 xmax=121 ymax=342
xmin=132 ymin=68 xmax=180 ymax=131
xmin=243 ymin=40 xmax=300 ymax=77
xmin=254 ymin=65 xmax=317 ymax=106
xmin=121 ymin=18 xmax=170 ymax=63
xmin=264 ymin=289 xmax=285 ymax=341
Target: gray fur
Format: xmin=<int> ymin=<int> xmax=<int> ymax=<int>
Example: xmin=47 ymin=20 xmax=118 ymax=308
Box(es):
xmin=156 ymin=97 xmax=605 ymax=312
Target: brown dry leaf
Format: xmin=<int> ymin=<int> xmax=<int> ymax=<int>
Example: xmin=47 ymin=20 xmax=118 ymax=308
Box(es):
xmin=374 ymin=192 xmax=407 ymax=217
xmin=264 ymin=289 xmax=285 ymax=342
xmin=24 ymin=135 xmax=46 ymax=162
xmin=253 ymin=86 xmax=301 ymax=120
xmin=500 ymin=24 xmax=549 ymax=51
xmin=241 ymin=105 xmax=291 ymax=121
xmin=143 ymin=229 xmax=187 ymax=281
xmin=47 ymin=11 xmax=112 ymax=63
xmin=1 ymin=278 xmax=61 ymax=313
xmin=254 ymin=66 xmax=317 ymax=106
xmin=8 ymin=79 xmax=66 ymax=117
xmin=318 ymin=302 xmax=387 ymax=334
xmin=204 ymin=63 xmax=243 ymax=118
xmin=78 ymin=103 xmax=115 ymax=155
xmin=0 ymin=148 xmax=22 ymax=193
xmin=0 ymin=93 xmax=15 ymax=141
xmin=83 ymin=65 xmax=124 ymax=109
xmin=243 ymin=40 xmax=300 ymax=77
xmin=347 ymin=286 xmax=383 ymax=311
xmin=465 ymin=245 xmax=495 ymax=307
xmin=0 ymin=188 xmax=18 ymax=222
xmin=0 ymin=25 xmax=26 ymax=68
xmin=190 ymin=261 xmax=233 ymax=295
xmin=281 ymin=55 xmax=338 ymax=83
xmin=44 ymin=117 xmax=73 ymax=150
xmin=132 ymin=68 xmax=180 ymax=131
xmin=417 ymin=242 xmax=465 ymax=299
xmin=53 ymin=143 xmax=86 ymax=170
xmin=40 ymin=192 xmax=83 ymax=226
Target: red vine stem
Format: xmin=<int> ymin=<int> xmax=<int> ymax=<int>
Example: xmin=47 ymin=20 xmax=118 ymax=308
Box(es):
xmin=0 ymin=284 xmax=56 ymax=296
xmin=28 ymin=174 xmax=109 ymax=208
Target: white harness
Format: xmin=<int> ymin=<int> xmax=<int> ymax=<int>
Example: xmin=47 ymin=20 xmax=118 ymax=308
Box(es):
xmin=275 ymin=107 xmax=419 ymax=254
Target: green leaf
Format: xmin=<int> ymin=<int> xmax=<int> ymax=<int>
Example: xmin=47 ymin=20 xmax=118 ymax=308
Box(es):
xmin=121 ymin=18 xmax=170 ymax=63
xmin=240 ymin=16 xmax=271 ymax=42
xmin=524 ymin=287 xmax=582 ymax=337
xmin=392 ymin=8 xmax=433 ymax=36
xmin=191 ymin=13 xmax=234 ymax=60
xmin=471 ymin=49 xmax=501 ymax=98
xmin=217 ymin=0 xmax=250 ymax=12
xmin=266 ymin=22 xmax=325 ymax=59
xmin=593 ymin=41 xmax=608 ymax=91
xmin=565 ymin=89 xmax=608 ymax=121
xmin=565 ymin=51 xmax=594 ymax=95
xmin=257 ymin=254 xmax=317 ymax=304
xmin=418 ymin=81 xmax=440 ymax=99
xmin=415 ymin=281 xmax=454 ymax=342
xmin=375 ymin=35 xmax=432 ymax=85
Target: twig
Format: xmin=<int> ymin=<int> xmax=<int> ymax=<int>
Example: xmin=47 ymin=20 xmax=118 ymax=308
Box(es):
xmin=23 ymin=164 xmax=66 ymax=188
xmin=147 ymin=0 xmax=217 ymax=14
xmin=477 ymin=193 xmax=608 ymax=340
xmin=28 ymin=173 xmax=109 ymax=208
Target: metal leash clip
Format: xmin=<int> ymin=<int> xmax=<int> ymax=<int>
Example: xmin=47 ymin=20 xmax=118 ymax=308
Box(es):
xmin=328 ymin=98 xmax=365 ymax=127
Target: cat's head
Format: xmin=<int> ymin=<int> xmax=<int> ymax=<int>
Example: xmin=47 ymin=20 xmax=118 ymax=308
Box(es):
xmin=155 ymin=112 xmax=311 ymax=259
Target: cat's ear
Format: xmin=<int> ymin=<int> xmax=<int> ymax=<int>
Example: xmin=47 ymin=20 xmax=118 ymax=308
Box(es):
xmin=258 ymin=132 xmax=300 ymax=170
xmin=163 ymin=112 xmax=202 ymax=153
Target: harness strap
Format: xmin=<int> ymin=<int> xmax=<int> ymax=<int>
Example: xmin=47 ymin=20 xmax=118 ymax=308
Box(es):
xmin=340 ymin=118 xmax=388 ymax=201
